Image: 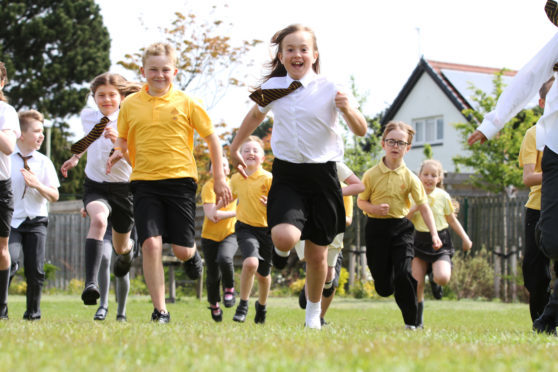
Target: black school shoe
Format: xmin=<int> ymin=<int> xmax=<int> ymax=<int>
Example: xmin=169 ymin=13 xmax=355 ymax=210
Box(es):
xmin=94 ymin=306 xmax=108 ymax=321
xmin=116 ymin=314 xmax=127 ymax=322
xmin=23 ymin=310 xmax=41 ymax=321
xmin=533 ymin=315 xmax=557 ymax=336
xmin=254 ymin=301 xmax=267 ymax=324
xmin=183 ymin=251 xmax=203 ymax=280
xmin=114 ymin=241 xmax=135 ymax=278
xmin=298 ymin=286 xmax=307 ymax=309
xmin=81 ymin=283 xmax=100 ymax=305
xmin=428 ymin=272 xmax=443 ymax=300
xmin=233 ymin=300 xmax=248 ymax=323
xmin=0 ymin=305 xmax=7 ymax=320
xmin=209 ymin=306 xmax=223 ymax=322
xmin=272 ymin=249 xmax=288 ymax=270
xmin=151 ymin=309 xmax=170 ymax=324
xmin=223 ymin=289 xmax=236 ymax=308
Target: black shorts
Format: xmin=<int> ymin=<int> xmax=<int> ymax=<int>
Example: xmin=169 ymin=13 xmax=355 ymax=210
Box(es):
xmin=267 ymin=158 xmax=345 ymax=246
xmin=0 ymin=179 xmax=13 ymax=238
xmin=413 ymin=228 xmax=454 ymax=263
xmin=235 ymin=221 xmax=273 ymax=277
xmin=82 ymin=177 xmax=134 ymax=234
xmin=131 ymin=178 xmax=197 ymax=247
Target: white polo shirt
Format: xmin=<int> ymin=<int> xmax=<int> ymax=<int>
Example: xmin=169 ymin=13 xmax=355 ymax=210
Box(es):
xmin=81 ymin=108 xmax=131 ymax=183
xmin=0 ymin=101 xmax=21 ymax=180
xmin=258 ymin=71 xmax=358 ymax=163
xmin=10 ymin=145 xmax=60 ymax=228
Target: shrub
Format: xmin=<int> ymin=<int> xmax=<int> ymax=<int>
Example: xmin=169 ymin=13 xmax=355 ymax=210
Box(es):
xmin=67 ymin=279 xmax=84 ymax=295
xmin=337 ymin=267 xmax=349 ymax=296
xmin=449 ymin=247 xmax=495 ymax=300
xmin=351 ymin=280 xmax=377 ymax=299
xmin=129 ymin=275 xmax=149 ymax=295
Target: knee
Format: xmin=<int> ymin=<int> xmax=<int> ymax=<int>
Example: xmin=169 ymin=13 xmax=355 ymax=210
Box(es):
xmin=89 ymin=215 xmax=108 ymax=232
xmin=434 ymin=273 xmax=450 ymax=286
xmin=271 ymin=225 xmax=300 ymax=252
xmin=142 ymin=238 xmax=162 ymax=257
xmin=242 ymin=258 xmax=258 ymax=273
xmin=374 ymin=281 xmax=394 ymax=297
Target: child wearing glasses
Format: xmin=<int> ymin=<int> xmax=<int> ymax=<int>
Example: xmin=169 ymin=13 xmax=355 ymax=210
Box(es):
xmin=357 ymin=121 xmax=441 ymax=330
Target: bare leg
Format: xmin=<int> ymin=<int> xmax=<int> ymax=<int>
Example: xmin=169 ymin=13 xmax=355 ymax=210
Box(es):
xmin=142 ymin=236 xmax=166 ymax=312
xmin=239 ymin=257 xmax=258 ymax=301
xmin=412 ymin=257 xmax=428 ymax=302
xmin=256 ymin=272 xmax=271 ymax=305
xmin=432 ymin=260 xmax=451 ymax=286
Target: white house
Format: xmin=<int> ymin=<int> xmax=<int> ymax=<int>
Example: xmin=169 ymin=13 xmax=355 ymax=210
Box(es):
xmin=381 ymin=57 xmax=538 ymax=175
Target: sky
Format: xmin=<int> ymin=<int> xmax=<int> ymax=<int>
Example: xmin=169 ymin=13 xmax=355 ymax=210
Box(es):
xmin=81 ymin=0 xmax=558 ymax=138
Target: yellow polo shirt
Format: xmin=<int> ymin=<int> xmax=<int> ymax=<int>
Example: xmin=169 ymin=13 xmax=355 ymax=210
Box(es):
xmin=117 ymin=84 xmax=214 ymax=181
xmin=230 ymin=168 xmax=272 ymax=228
xmin=344 ymin=194 xmax=353 ymax=221
xmin=358 ymin=158 xmax=427 ymax=219
xmin=411 ymin=187 xmax=454 ymax=232
xmin=519 ymin=126 xmax=542 ymax=210
xmin=201 ymin=178 xmax=237 ymax=241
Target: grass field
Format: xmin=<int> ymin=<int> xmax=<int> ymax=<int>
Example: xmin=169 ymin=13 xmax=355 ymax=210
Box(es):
xmin=0 ymin=295 xmax=557 ymax=371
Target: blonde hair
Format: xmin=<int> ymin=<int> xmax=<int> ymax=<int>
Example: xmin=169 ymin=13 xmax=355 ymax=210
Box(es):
xmin=241 ymin=135 xmax=265 ymax=152
xmin=18 ymin=109 xmax=44 ymax=132
xmin=382 ymin=121 xmax=415 ymax=145
xmin=419 ymin=159 xmax=444 ymax=189
xmin=142 ymin=42 xmax=177 ymax=67
xmin=121 ymin=81 xmax=142 ymax=97
xmin=90 ymin=72 xmax=128 ymax=96
xmin=0 ymin=62 xmax=8 ymax=102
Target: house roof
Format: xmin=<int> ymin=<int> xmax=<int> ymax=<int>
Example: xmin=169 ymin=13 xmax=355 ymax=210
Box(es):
xmin=381 ymin=57 xmax=524 ymax=125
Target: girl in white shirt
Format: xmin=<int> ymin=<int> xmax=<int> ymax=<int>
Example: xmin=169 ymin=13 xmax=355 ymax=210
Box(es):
xmin=230 ymin=24 xmax=367 ymax=329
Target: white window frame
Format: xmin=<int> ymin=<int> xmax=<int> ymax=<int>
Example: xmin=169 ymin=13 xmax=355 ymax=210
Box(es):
xmin=412 ymin=116 xmax=444 ymax=146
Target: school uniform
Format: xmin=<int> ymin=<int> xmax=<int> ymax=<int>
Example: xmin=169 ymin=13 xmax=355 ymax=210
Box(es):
xmin=358 ymin=158 xmax=427 ymax=326
xmin=230 ymin=168 xmax=273 ymax=276
xmin=9 ymin=145 xmax=59 ymax=319
xmin=257 ymin=71 xmax=357 ymax=246
xmin=201 ymin=177 xmax=237 ymax=305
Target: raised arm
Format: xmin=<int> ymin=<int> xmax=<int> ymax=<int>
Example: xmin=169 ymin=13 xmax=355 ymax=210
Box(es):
xmin=445 ymin=213 xmax=472 ymax=251
xmin=335 ymin=92 xmax=367 ymax=136
xmin=205 ymin=133 xmax=232 ymax=206
xmin=230 ymin=105 xmax=266 ymax=178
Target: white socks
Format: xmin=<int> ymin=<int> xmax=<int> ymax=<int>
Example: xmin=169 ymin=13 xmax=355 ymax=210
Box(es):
xmin=305 ymin=300 xmax=321 ymax=329
xmin=274 ymin=247 xmax=289 ymax=257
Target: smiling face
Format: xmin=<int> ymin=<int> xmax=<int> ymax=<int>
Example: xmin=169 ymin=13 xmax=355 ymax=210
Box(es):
xmin=419 ymin=163 xmax=441 ymax=194
xmin=382 ymin=128 xmax=411 ymax=164
xmin=19 ymin=119 xmax=44 ymax=153
xmin=141 ymin=54 xmax=178 ymax=97
xmin=93 ymin=84 xmax=122 ymax=117
xmin=278 ymin=30 xmax=318 ymax=81
xmin=241 ymin=140 xmax=265 ymax=171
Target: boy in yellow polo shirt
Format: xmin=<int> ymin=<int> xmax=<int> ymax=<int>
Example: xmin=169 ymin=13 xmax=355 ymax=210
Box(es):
xmin=108 ymin=42 xmax=231 ymax=323
xmin=230 ymin=136 xmax=273 ymax=324
xmin=357 ymin=121 xmax=441 ymax=330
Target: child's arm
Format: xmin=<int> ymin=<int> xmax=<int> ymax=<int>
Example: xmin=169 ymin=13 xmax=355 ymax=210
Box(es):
xmin=341 ymin=173 xmax=365 ymax=196
xmin=445 ymin=213 xmax=472 ymax=251
xmin=417 ymin=203 xmax=442 ymax=250
xmin=405 ymin=204 xmax=419 ymax=220
xmin=0 ymin=129 xmax=17 ymax=156
xmin=335 ymin=92 xmax=367 ymax=137
xmin=522 ymin=163 xmax=542 ymax=187
xmin=230 ymin=105 xmax=266 ymax=178
xmin=203 ymin=203 xmax=236 ymax=223
xmin=205 ymin=133 xmax=232 ymax=206
xmin=60 ymin=151 xmax=85 ymax=178
xmin=357 ymin=198 xmax=389 ymax=216
xmin=106 ymin=138 xmax=130 ymax=174
xmin=20 ymin=169 xmax=59 ymax=202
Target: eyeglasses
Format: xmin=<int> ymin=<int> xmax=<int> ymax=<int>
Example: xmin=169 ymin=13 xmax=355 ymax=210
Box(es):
xmin=384 ymin=139 xmax=409 ymax=148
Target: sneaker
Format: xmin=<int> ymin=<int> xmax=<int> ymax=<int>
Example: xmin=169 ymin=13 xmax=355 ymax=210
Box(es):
xmin=223 ymin=289 xmax=236 ymax=308
xmin=116 ymin=314 xmax=127 ymax=322
xmin=0 ymin=305 xmax=8 ymax=320
xmin=94 ymin=306 xmax=108 ymax=321
xmin=151 ymin=309 xmax=170 ymax=324
xmin=272 ymin=248 xmax=288 ymax=270
xmin=209 ymin=306 xmax=223 ymax=322
xmin=298 ymin=286 xmax=307 ymax=309
xmin=114 ymin=241 xmax=134 ymax=278
xmin=81 ymin=283 xmax=100 ymax=306
xmin=233 ymin=300 xmax=248 ymax=323
xmin=428 ymin=272 xmax=443 ymax=300
xmin=184 ymin=251 xmax=203 ymax=280
xmin=533 ymin=316 xmax=557 ymax=336
xmin=254 ymin=301 xmax=267 ymax=324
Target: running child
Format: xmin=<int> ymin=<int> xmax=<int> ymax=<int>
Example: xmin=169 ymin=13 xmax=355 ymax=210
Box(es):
xmin=230 ymin=136 xmax=273 ymax=324
xmin=408 ymin=159 xmax=472 ymax=328
xmin=357 ymin=121 xmax=442 ymax=330
xmin=107 ymin=42 xmax=231 ymax=323
xmin=230 ymin=24 xmax=367 ymax=329
xmin=201 ymin=156 xmax=237 ymax=322
xmin=61 ymin=73 xmax=138 ymax=307
xmin=0 ymin=62 xmax=21 ymax=319
xmin=8 ymin=110 xmax=59 ymax=320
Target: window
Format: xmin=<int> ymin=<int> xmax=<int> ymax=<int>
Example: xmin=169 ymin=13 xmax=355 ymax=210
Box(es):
xmin=412 ymin=116 xmax=444 ymax=146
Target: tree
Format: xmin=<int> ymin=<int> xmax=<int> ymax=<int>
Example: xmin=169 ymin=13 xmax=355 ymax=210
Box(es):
xmin=453 ymin=70 xmax=542 ymax=301
xmin=0 ymin=0 xmax=112 ymax=199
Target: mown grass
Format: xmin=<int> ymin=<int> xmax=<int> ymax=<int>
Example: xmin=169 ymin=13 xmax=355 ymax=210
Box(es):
xmin=0 ymin=295 xmax=557 ymax=371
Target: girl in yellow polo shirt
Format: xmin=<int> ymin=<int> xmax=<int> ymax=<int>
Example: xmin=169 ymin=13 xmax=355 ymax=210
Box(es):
xmin=201 ymin=157 xmax=237 ymax=322
xmin=408 ymin=159 xmax=472 ymax=328
xmin=357 ymin=121 xmax=442 ymax=330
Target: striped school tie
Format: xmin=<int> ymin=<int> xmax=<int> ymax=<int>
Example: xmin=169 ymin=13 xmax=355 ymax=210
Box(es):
xmin=546 ymin=0 xmax=558 ymax=26
xmin=249 ymin=80 xmax=302 ymax=107
xmin=70 ymin=116 xmax=110 ymax=154
xmin=17 ymin=153 xmax=32 ymax=198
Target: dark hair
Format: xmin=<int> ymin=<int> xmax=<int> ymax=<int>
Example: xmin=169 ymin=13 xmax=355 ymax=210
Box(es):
xmin=0 ymin=62 xmax=8 ymax=102
xmin=259 ymin=24 xmax=320 ymax=85
xmin=18 ymin=109 xmax=44 ymax=132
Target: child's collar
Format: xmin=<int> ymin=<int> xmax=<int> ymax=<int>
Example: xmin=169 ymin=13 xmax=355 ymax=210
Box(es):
xmin=379 ymin=157 xmax=406 ymax=173
xmin=286 ymin=70 xmax=317 ymax=88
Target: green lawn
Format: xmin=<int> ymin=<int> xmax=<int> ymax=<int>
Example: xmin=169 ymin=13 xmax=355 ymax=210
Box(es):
xmin=0 ymin=295 xmax=556 ymax=371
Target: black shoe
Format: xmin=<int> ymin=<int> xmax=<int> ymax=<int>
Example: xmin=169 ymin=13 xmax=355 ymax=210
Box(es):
xmin=322 ymin=285 xmax=335 ymax=298
xmin=23 ymin=310 xmax=41 ymax=321
xmin=272 ymin=249 xmax=288 ymax=270
xmin=254 ymin=301 xmax=267 ymax=324
xmin=81 ymin=283 xmax=100 ymax=305
xmin=94 ymin=306 xmax=108 ymax=321
xmin=151 ymin=309 xmax=170 ymax=324
xmin=0 ymin=305 xmax=7 ymax=320
xmin=223 ymin=289 xmax=236 ymax=308
xmin=233 ymin=301 xmax=248 ymax=323
xmin=209 ymin=306 xmax=223 ymax=322
xmin=428 ymin=272 xmax=443 ymax=300
xmin=320 ymin=317 xmax=327 ymax=326
xmin=114 ymin=243 xmax=134 ymax=278
xmin=298 ymin=286 xmax=307 ymax=309
xmin=533 ymin=315 xmax=557 ymax=335
xmin=183 ymin=251 xmax=203 ymax=280
xmin=116 ymin=314 xmax=127 ymax=322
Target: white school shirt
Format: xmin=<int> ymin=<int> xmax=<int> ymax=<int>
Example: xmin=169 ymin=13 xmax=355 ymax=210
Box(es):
xmin=10 ymin=145 xmax=60 ymax=228
xmin=0 ymin=101 xmax=21 ymax=180
xmin=336 ymin=161 xmax=353 ymax=183
xmin=258 ymin=71 xmax=358 ymax=163
xmin=476 ymin=32 xmax=558 ymax=152
xmin=81 ymin=108 xmax=131 ymax=183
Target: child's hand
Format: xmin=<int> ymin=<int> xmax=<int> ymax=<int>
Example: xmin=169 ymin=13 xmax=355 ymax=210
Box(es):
xmin=260 ymin=195 xmax=267 ymax=206
xmin=463 ymin=238 xmax=473 ymax=252
xmin=106 ymin=149 xmax=123 ymax=174
xmin=103 ymin=127 xmax=118 ymax=143
xmin=467 ymin=130 xmax=487 ymax=145
xmin=21 ymin=168 xmax=39 ymax=189
xmin=374 ymin=203 xmax=390 ymax=216
xmin=335 ymin=91 xmax=350 ymax=112
xmin=214 ymin=178 xmax=233 ymax=207
xmin=61 ymin=156 xmax=79 ymax=178
xmin=79 ymin=207 xmax=87 ymax=218
xmin=432 ymin=234 xmax=443 ymax=250
xmin=231 ymin=150 xmax=248 ymax=179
